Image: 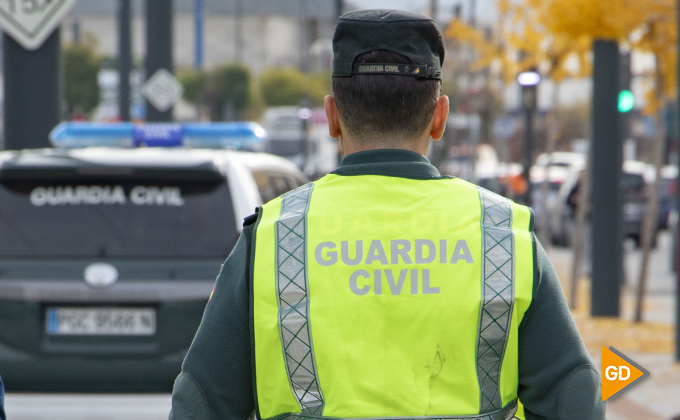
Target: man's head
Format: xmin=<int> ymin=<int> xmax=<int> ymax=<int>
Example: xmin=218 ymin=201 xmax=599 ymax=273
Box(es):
xmin=325 ymin=9 xmax=449 ymax=154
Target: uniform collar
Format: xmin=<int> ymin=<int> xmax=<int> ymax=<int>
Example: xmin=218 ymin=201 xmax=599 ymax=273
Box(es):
xmin=331 ymin=149 xmax=445 ymax=180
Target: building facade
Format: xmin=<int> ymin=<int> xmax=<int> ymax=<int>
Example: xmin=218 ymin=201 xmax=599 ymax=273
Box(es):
xmin=62 ymin=0 xmax=339 ymax=74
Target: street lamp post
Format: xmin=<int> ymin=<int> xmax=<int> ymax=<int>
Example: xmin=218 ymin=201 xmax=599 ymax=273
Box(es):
xmin=298 ymin=105 xmax=313 ymax=177
xmin=518 ymin=70 xmax=541 ymax=206
xmin=118 ymin=0 xmax=131 ymax=122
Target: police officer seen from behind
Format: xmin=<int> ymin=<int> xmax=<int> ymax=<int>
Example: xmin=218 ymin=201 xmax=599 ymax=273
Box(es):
xmin=170 ymin=9 xmax=606 ymax=420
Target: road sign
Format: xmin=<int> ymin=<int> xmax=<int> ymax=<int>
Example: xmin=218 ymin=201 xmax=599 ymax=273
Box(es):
xmin=602 ymin=346 xmax=650 ymax=400
xmin=0 ymin=0 xmax=77 ymax=51
xmin=142 ymin=68 xmax=183 ymax=113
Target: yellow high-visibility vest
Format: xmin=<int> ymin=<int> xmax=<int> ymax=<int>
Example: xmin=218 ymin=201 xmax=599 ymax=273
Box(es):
xmin=252 ymin=173 xmax=534 ymax=420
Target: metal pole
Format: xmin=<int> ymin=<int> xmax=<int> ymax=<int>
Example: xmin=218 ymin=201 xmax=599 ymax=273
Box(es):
xmin=3 ymin=30 xmax=61 ymax=150
xmin=634 ymin=35 xmax=665 ymax=323
xmin=118 ymin=0 xmax=131 ymax=122
xmin=523 ymin=105 xmax=534 ymax=206
xmin=299 ymin=0 xmax=309 ymax=72
xmin=430 ymin=0 xmax=437 ymax=20
xmin=538 ymin=85 xmax=560 ymax=248
xmin=570 ymin=149 xmax=592 ymax=308
xmin=194 ymin=0 xmax=203 ymax=69
xmin=590 ymin=39 xmax=622 ymax=317
xmin=335 ymin=0 xmax=343 ymax=18
xmin=145 ymin=0 xmax=174 ymax=122
xmin=519 ymin=81 xmax=537 ymax=207
xmin=468 ymin=0 xmax=476 ymax=26
xmin=675 ymin=0 xmax=680 ymax=362
xmin=635 ymin=110 xmax=665 ymax=322
xmin=235 ymin=0 xmax=243 ymax=63
xmin=72 ymin=20 xmax=81 ymax=45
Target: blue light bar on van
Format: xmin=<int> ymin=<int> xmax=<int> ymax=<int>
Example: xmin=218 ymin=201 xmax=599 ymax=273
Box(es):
xmin=133 ymin=124 xmax=183 ymax=147
xmin=50 ymin=122 xmax=135 ymax=148
xmin=182 ymin=123 xmax=266 ymax=150
xmin=49 ymin=122 xmax=267 ymax=151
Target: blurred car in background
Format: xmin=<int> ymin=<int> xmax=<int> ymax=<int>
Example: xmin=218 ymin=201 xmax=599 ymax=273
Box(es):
xmin=550 ymin=160 xmax=653 ymax=247
xmin=621 ymin=160 xmax=652 ymax=246
xmin=658 ymin=165 xmax=677 ymax=230
xmin=262 ymin=106 xmax=308 ymax=169
xmin=261 ymin=106 xmax=339 ymax=179
xmin=0 ymin=123 xmax=307 ymax=392
xmin=530 ymin=152 xmax=586 ymax=234
xmin=533 ymin=151 xmax=586 ymax=170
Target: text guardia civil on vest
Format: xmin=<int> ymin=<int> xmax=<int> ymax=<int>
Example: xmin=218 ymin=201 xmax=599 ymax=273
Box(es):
xmin=314 ymin=239 xmax=473 ymax=296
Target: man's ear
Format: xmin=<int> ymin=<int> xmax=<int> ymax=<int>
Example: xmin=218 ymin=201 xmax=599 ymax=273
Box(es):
xmin=324 ymin=95 xmax=342 ymax=139
xmin=430 ymin=95 xmax=449 ymax=141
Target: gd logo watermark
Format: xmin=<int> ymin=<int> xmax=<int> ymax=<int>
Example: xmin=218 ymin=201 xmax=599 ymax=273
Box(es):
xmin=602 ymin=347 xmax=650 ymax=401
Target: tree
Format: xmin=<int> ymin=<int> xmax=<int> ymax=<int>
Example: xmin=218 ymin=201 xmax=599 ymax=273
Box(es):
xmin=500 ymin=0 xmax=675 ymax=111
xmin=624 ymin=2 xmax=677 ymax=322
xmin=306 ymin=71 xmax=332 ymax=107
xmin=259 ymin=68 xmax=330 ymax=108
xmin=203 ymin=64 xmax=253 ymax=121
xmin=63 ymin=40 xmax=102 ymax=117
xmin=176 ymin=66 xmax=332 ymax=121
xmin=176 ymin=67 xmax=208 ymax=106
xmin=449 ymin=0 xmax=679 ymax=317
xmin=445 ymin=1 xmax=593 ymax=87
xmin=531 ymin=0 xmax=677 ymax=319
xmin=446 ymin=0 xmax=677 ymax=112
xmin=259 ymin=68 xmax=307 ymax=107
xmin=176 ymin=65 xmax=254 ymax=120
xmin=630 ymin=3 xmax=677 ymax=114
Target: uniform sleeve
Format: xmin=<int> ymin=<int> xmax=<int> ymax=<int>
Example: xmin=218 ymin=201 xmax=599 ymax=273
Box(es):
xmin=517 ymin=238 xmax=607 ymax=420
xmin=169 ymin=220 xmax=256 ymax=420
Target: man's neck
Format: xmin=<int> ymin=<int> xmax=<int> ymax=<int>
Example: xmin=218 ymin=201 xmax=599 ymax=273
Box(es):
xmin=339 ymin=135 xmax=431 ymax=157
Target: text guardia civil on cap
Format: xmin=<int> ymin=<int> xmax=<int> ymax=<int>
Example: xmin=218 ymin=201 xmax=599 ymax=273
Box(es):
xmin=332 ymin=9 xmax=445 ymax=80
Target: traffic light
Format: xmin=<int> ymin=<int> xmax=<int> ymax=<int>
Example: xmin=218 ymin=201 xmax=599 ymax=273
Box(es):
xmin=618 ymin=89 xmax=635 ymax=113
xmin=618 ymin=52 xmax=633 ymax=113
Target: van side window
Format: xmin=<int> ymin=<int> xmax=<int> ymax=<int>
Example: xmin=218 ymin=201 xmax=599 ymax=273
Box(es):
xmin=251 ymin=171 xmax=277 ymax=203
xmin=269 ymin=173 xmax=292 ymax=197
xmin=251 ymin=171 xmax=306 ymax=203
xmin=290 ymin=175 xmax=308 ymax=189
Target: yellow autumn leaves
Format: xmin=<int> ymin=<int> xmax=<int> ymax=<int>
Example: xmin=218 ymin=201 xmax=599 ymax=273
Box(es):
xmin=445 ymin=0 xmax=677 ymax=112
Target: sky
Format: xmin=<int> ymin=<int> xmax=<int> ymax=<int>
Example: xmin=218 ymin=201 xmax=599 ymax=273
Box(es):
xmin=348 ymin=0 xmax=435 ymax=11
xmin=346 ymin=0 xmax=498 ymax=25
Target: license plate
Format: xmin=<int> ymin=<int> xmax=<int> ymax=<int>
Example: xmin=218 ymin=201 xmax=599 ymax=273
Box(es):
xmin=46 ymin=307 xmax=156 ymax=336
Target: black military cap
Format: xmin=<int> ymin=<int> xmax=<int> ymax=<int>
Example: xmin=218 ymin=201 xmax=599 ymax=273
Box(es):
xmin=332 ymin=9 xmax=445 ymax=80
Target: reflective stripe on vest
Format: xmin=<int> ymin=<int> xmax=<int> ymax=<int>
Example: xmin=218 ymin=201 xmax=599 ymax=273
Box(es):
xmin=275 ymin=183 xmax=324 ymax=415
xmin=477 ymin=188 xmax=515 ymax=413
xmin=253 ymin=175 xmax=533 ymax=420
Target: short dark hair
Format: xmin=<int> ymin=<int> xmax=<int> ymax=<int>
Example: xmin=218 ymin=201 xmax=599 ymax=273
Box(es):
xmin=332 ymin=50 xmax=441 ymax=145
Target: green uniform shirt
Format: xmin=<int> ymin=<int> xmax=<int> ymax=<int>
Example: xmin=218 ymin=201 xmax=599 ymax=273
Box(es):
xmin=169 ymin=149 xmax=607 ymax=420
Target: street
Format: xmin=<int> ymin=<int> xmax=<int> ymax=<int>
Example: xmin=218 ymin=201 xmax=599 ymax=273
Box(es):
xmin=549 ymin=230 xmax=680 ymax=420
xmin=5 ymin=394 xmax=171 ymax=420
xmin=547 ymin=229 xmax=677 ymax=324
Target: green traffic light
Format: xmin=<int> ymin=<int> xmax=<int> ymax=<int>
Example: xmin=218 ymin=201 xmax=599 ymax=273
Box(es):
xmin=618 ymin=90 xmax=635 ymax=113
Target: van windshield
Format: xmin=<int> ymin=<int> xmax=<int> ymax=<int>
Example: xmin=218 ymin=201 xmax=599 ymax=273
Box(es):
xmin=0 ymin=177 xmax=237 ymax=258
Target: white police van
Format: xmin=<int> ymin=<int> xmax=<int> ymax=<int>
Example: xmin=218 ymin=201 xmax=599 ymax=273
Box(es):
xmin=0 ymin=122 xmax=307 ymax=392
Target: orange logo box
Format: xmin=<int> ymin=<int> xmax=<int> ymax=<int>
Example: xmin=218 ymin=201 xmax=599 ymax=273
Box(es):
xmin=602 ymin=346 xmax=650 ymax=401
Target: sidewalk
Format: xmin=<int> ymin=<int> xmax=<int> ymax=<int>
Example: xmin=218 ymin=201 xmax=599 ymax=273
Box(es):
xmin=547 ymin=239 xmax=680 ymax=420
